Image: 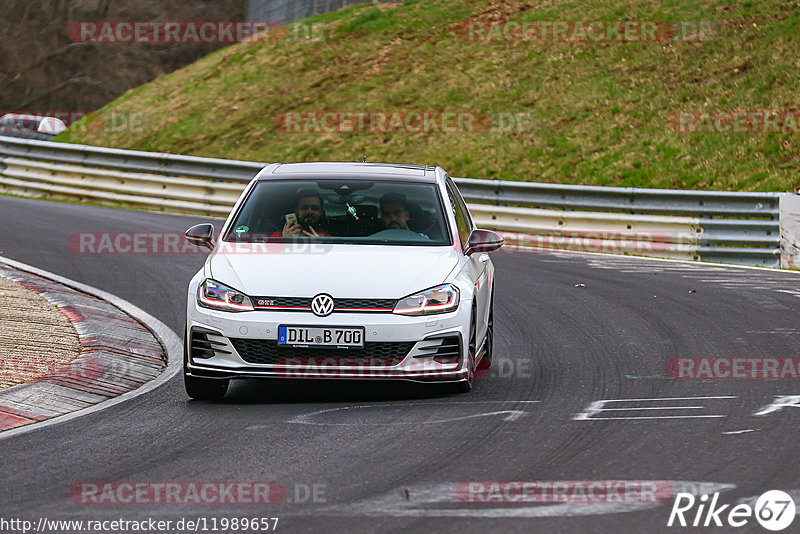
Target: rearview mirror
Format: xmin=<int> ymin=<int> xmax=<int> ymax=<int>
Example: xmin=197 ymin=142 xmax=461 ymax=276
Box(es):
xmin=185 ymin=223 xmax=215 ymax=249
xmin=464 ymin=229 xmax=504 ymax=255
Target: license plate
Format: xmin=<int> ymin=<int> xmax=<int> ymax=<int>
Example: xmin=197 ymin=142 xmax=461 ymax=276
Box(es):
xmin=278 ymin=326 xmax=365 ymax=348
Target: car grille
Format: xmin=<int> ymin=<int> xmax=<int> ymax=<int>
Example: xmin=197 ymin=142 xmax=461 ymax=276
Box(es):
xmin=230 ymin=339 xmax=415 ymax=366
xmin=253 ymin=297 xmax=309 ymax=309
xmin=251 ymin=296 xmax=396 ymax=312
xmin=335 ymin=298 xmax=396 ymax=310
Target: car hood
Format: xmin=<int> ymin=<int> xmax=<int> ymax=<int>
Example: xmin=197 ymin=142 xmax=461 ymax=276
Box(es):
xmin=208 ymin=244 xmax=461 ymax=298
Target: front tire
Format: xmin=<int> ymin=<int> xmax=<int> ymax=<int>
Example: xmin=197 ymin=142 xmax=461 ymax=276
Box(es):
xmin=451 ymin=306 xmax=477 ymax=393
xmin=476 ymin=300 xmax=494 ymax=372
xmin=184 ymin=374 xmax=229 ymax=400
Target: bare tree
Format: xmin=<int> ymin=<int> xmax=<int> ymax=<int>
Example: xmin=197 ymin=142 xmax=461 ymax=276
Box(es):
xmin=0 ymin=0 xmax=246 ymax=115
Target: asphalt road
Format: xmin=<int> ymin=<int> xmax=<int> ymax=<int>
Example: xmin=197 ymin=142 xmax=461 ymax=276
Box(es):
xmin=1 ymin=194 xmax=800 ymax=533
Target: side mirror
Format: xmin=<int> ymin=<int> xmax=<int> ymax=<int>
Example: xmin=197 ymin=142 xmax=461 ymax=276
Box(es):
xmin=185 ymin=223 xmax=215 ymax=249
xmin=464 ymin=229 xmax=504 ymax=255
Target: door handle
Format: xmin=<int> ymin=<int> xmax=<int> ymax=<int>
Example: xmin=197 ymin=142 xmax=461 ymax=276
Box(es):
xmin=478 ymin=253 xmax=490 ymax=263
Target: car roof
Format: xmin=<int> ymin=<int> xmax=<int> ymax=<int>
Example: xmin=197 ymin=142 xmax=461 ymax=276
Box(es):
xmin=1 ymin=113 xmax=47 ymax=123
xmin=260 ymin=162 xmax=439 ymax=182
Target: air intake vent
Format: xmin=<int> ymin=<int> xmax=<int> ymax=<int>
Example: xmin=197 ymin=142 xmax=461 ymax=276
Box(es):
xmin=190 ymin=329 xmax=231 ymax=360
xmin=414 ymin=335 xmax=461 ymax=364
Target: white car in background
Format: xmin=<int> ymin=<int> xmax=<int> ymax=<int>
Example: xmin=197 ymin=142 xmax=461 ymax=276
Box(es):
xmin=0 ymin=113 xmax=67 ymax=140
xmin=183 ymin=162 xmax=503 ymax=400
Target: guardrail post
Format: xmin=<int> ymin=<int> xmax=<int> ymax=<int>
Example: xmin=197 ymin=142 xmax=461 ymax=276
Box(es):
xmin=780 ymin=192 xmax=800 ymax=269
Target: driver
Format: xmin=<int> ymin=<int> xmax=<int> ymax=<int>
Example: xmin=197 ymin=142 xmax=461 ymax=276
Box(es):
xmin=379 ymin=192 xmax=411 ymax=230
xmin=272 ymin=188 xmax=330 ymax=237
xmin=378 ymin=192 xmax=430 ymax=240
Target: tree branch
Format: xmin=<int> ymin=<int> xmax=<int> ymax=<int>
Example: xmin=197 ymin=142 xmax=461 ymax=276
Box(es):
xmin=12 ymin=75 xmax=108 ymax=109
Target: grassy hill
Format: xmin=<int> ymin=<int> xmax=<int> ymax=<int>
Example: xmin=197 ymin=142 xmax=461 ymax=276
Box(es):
xmin=58 ymin=0 xmax=800 ymax=191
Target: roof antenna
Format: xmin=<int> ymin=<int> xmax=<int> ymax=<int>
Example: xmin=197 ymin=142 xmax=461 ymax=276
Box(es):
xmin=363 ymin=155 xmax=367 ymax=163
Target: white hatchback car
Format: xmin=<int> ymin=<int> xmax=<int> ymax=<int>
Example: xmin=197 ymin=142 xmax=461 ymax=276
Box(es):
xmin=183 ymin=162 xmax=503 ymax=399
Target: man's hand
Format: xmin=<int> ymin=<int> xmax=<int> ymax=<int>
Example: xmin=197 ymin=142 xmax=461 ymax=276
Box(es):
xmin=302 ymin=226 xmax=320 ymax=237
xmin=281 ymin=219 xmax=303 ymax=237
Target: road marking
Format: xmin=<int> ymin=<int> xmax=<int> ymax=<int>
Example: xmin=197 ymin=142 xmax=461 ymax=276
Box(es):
xmin=601 ymin=406 xmax=706 ymax=411
xmin=753 ymin=395 xmax=800 ymax=416
xmin=744 ymin=329 xmax=798 ymax=334
xmin=276 ymin=401 xmax=539 ymax=427
xmin=594 ymin=395 xmax=736 ymax=402
xmin=721 ymin=429 xmax=758 ymax=435
xmin=576 ymin=415 xmax=727 ymax=421
xmin=574 ymin=396 xmax=736 ymax=421
xmin=565 ymin=254 xmax=800 ymax=300
xmin=696 ymin=279 xmax=769 ymax=283
xmin=575 ymin=252 xmax=800 ymax=275
xmin=738 ymin=489 xmax=800 ymax=514
xmin=625 ymin=374 xmax=673 ymax=380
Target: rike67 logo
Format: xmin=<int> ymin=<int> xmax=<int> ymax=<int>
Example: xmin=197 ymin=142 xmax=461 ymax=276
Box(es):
xmin=668 ymin=490 xmax=795 ymax=531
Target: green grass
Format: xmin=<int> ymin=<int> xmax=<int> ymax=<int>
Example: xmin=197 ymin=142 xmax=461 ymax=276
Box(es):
xmin=57 ymin=0 xmax=800 ymax=191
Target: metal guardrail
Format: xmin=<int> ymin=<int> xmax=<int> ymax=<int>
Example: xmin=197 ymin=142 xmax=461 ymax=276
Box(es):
xmin=0 ymin=136 xmax=789 ymax=267
xmin=0 ymin=136 xmax=263 ymax=181
xmin=455 ymin=178 xmax=781 ymax=218
xmin=0 ymin=157 xmax=236 ymax=217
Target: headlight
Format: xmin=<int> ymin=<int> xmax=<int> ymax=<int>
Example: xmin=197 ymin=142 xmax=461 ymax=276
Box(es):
xmin=198 ymin=279 xmax=254 ymax=312
xmin=393 ymin=284 xmax=460 ymax=316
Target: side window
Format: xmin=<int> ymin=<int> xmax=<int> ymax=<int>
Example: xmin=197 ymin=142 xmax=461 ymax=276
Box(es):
xmin=446 ymin=179 xmax=471 ymax=248
xmin=449 ymin=177 xmax=474 ymax=228
xmin=22 ymin=118 xmax=39 ymax=131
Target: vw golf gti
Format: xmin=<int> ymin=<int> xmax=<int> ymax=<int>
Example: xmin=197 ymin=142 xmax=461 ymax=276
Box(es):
xmin=183 ymin=162 xmax=503 ymax=399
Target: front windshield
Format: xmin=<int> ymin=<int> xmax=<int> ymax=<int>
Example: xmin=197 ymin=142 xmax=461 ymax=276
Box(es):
xmin=224 ymin=178 xmax=451 ymax=246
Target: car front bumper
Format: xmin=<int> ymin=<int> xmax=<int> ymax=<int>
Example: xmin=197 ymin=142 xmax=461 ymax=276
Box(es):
xmin=185 ymin=297 xmax=472 ymax=383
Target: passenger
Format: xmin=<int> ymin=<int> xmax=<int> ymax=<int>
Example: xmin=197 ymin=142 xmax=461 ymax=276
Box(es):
xmin=272 ymin=188 xmax=330 ymax=237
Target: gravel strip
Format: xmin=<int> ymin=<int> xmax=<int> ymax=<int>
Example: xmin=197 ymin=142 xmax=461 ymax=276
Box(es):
xmin=0 ymin=275 xmax=81 ymax=390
